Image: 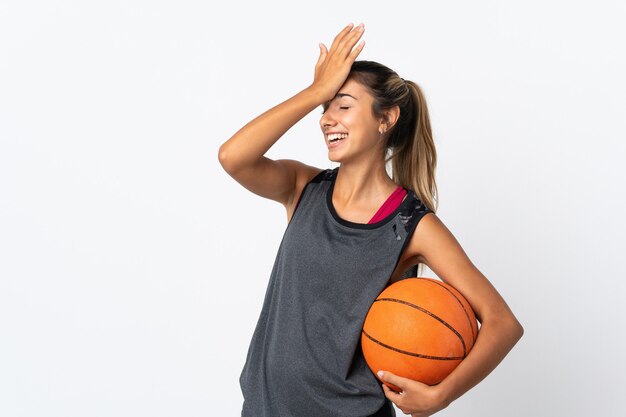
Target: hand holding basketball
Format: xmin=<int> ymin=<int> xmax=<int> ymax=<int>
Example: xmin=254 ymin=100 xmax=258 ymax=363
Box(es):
xmin=310 ymin=23 xmax=366 ymax=102
xmin=378 ymin=370 xmax=449 ymax=417
xmin=362 ymin=277 xmax=480 ymax=415
xmin=362 ymin=277 xmax=479 ymax=386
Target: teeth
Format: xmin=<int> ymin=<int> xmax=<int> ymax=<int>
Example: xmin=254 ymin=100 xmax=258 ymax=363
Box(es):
xmin=328 ymin=133 xmax=348 ymax=142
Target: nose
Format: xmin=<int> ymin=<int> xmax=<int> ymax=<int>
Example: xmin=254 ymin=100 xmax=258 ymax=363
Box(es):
xmin=320 ymin=110 xmax=336 ymax=130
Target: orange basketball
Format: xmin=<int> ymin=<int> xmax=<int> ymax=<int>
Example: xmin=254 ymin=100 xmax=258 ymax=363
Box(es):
xmin=361 ymin=277 xmax=479 ymax=391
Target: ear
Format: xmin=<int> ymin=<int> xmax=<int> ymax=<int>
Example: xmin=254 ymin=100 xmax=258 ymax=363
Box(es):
xmin=381 ymin=105 xmax=401 ymax=131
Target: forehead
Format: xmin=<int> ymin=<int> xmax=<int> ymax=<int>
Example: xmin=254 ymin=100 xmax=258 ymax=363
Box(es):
xmin=328 ymin=79 xmax=370 ymax=103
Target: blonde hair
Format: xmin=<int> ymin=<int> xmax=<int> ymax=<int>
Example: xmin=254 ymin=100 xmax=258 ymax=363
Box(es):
xmin=349 ymin=61 xmax=439 ymax=277
xmin=348 ymin=60 xmax=438 ymax=213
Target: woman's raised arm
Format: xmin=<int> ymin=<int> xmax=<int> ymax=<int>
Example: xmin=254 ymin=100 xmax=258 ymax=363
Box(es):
xmin=218 ymin=23 xmax=365 ymax=207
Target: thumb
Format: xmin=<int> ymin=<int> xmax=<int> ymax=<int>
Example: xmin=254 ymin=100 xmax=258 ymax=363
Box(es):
xmin=316 ymin=43 xmax=328 ymax=66
xmin=377 ymin=370 xmax=407 ymax=391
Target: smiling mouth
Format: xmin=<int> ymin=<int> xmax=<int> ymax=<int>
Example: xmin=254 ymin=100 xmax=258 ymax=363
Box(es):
xmin=327 ymin=133 xmax=348 ymax=145
xmin=328 ymin=138 xmax=347 ymax=148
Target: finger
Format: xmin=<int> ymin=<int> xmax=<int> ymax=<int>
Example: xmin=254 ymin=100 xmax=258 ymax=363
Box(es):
xmin=337 ymin=24 xmax=365 ymax=57
xmin=329 ymin=23 xmax=355 ymax=54
xmin=378 ymin=371 xmax=407 ymax=391
xmin=348 ymin=40 xmax=365 ymax=61
xmin=381 ymin=382 xmax=403 ymax=395
xmin=381 ymin=383 xmax=403 ymax=403
xmin=316 ymin=43 xmax=328 ymax=67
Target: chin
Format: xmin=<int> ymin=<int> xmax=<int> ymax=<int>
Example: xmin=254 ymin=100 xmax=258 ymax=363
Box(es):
xmin=328 ymin=154 xmax=344 ymax=163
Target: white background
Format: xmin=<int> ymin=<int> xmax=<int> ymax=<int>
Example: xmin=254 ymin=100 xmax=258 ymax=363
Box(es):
xmin=1 ymin=1 xmax=625 ymax=416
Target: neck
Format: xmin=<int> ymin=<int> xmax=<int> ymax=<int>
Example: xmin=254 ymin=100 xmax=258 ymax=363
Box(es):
xmin=333 ymin=162 xmax=398 ymax=205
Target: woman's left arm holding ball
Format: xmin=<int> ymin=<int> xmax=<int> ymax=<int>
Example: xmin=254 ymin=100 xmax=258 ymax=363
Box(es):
xmin=379 ymin=213 xmax=525 ymax=416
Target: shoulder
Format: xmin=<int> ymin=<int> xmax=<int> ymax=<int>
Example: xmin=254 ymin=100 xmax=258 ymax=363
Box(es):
xmin=404 ymin=210 xmax=461 ymax=268
xmin=397 ymin=190 xmax=437 ymax=263
xmin=284 ymin=162 xmax=326 ymax=222
xmin=275 ymin=160 xmax=325 ymax=199
xmin=396 ymin=191 xmax=433 ymax=232
xmin=294 ymin=163 xmax=326 ymax=193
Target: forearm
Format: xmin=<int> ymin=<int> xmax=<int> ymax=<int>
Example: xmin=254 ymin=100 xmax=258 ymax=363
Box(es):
xmin=218 ymin=86 xmax=325 ymax=172
xmin=437 ymin=314 xmax=524 ymax=406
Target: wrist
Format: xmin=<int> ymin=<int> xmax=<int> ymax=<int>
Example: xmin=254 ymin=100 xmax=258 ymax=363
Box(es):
xmin=433 ymin=378 xmax=454 ymax=409
xmin=303 ymin=84 xmax=330 ymax=103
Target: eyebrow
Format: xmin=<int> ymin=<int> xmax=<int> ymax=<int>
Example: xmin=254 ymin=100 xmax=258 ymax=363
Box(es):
xmin=334 ymin=93 xmax=357 ymax=101
xmin=324 ymin=93 xmax=358 ymax=108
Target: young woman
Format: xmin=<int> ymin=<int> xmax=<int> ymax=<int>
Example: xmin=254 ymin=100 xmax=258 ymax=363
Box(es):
xmin=218 ymin=23 xmax=524 ymax=417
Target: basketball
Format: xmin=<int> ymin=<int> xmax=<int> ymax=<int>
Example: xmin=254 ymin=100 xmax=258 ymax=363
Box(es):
xmin=361 ymin=277 xmax=479 ymax=391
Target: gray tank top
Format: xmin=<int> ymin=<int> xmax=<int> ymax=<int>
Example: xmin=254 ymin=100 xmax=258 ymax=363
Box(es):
xmin=239 ymin=166 xmax=433 ymax=417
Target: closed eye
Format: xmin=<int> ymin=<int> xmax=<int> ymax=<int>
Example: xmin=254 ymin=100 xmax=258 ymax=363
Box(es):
xmin=320 ymin=106 xmax=350 ymax=114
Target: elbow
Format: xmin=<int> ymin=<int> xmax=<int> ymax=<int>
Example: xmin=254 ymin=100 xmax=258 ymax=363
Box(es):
xmin=503 ymin=313 xmax=524 ymax=345
xmin=510 ymin=316 xmax=524 ymax=342
xmin=218 ymin=144 xmax=233 ymax=172
xmin=219 ymin=143 xmax=248 ymax=174
xmin=482 ymin=310 xmax=524 ymax=343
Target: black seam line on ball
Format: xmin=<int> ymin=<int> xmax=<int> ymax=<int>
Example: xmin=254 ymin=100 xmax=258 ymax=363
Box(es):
xmin=362 ymin=329 xmax=465 ymax=361
xmin=414 ymin=278 xmax=477 ymax=343
xmin=374 ymin=297 xmax=467 ymax=357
